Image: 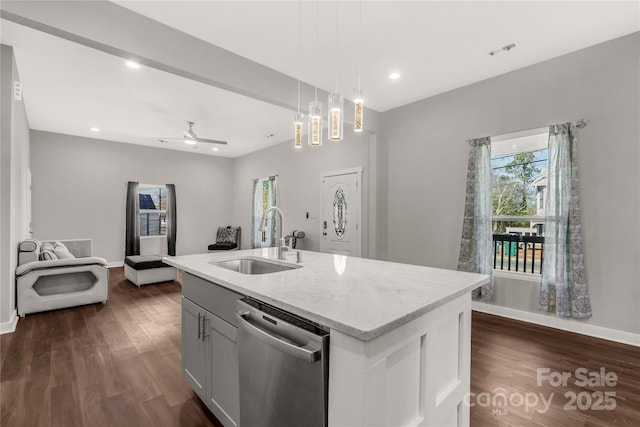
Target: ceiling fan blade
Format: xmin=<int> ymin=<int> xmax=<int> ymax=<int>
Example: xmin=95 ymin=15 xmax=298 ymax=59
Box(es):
xmin=157 ymin=138 xmax=195 ymax=145
xmin=196 ymin=138 xmax=228 ymax=145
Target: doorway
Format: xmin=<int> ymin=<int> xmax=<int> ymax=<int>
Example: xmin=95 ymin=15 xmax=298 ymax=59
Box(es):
xmin=320 ymin=168 xmax=362 ymax=257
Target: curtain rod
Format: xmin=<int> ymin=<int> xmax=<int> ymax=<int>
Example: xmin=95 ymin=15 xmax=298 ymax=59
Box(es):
xmin=252 ymin=174 xmax=278 ymax=182
xmin=551 ymin=119 xmax=589 ymax=135
xmin=471 ymin=118 xmax=589 ymax=144
xmin=574 ymin=118 xmax=588 ymax=129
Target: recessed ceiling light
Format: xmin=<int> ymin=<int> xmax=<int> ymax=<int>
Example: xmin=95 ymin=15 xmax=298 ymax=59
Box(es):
xmin=90 ymin=127 xmax=100 ymax=132
xmin=389 ymin=72 xmax=400 ymax=80
xmin=212 ymin=147 xmax=219 ymax=151
xmin=125 ymin=61 xmax=140 ymax=69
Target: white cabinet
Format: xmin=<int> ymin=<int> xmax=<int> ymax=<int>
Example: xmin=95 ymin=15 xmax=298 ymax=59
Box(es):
xmin=181 ymin=273 xmax=243 ymax=427
xmin=181 ymin=297 xmax=208 ymax=400
xmin=206 ymin=314 xmax=240 ymax=426
xmin=328 ymin=293 xmax=472 ymax=426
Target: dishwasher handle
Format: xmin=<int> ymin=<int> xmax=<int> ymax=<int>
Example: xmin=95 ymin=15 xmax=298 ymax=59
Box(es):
xmin=235 ymin=311 xmax=321 ymax=363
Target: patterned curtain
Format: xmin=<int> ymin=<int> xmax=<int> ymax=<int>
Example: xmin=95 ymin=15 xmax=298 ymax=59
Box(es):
xmin=540 ymin=124 xmax=592 ymax=318
xmin=166 ymin=184 xmax=177 ymax=256
xmin=251 ymin=176 xmax=278 ymax=248
xmin=457 ymin=137 xmax=493 ymax=301
xmin=125 ymin=181 xmax=140 ymax=257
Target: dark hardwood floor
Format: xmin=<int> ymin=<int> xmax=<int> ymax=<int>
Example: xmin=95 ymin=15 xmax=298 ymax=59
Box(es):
xmin=471 ymin=312 xmax=640 ymax=426
xmin=1 ymin=267 xmax=638 ymax=426
xmin=1 ymin=267 xmax=221 ymax=427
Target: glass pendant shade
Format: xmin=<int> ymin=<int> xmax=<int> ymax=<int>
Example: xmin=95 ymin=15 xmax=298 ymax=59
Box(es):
xmin=308 ymin=101 xmax=323 ymax=146
xmin=328 ymin=92 xmax=344 ymax=141
xmin=354 ymin=89 xmax=364 ymax=132
xmin=293 ymin=112 xmax=303 ymax=148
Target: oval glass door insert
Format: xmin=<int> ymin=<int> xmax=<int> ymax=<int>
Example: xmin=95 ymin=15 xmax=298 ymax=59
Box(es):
xmin=333 ymin=188 xmax=347 ymax=239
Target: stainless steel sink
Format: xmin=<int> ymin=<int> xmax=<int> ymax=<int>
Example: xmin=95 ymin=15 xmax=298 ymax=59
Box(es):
xmin=210 ymin=257 xmax=300 ymax=275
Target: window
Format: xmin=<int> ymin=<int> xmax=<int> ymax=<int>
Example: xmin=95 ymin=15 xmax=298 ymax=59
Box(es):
xmin=491 ymin=130 xmax=548 ymax=274
xmin=138 ymin=184 xmax=167 ymax=236
xmin=251 ymin=176 xmax=277 ymax=248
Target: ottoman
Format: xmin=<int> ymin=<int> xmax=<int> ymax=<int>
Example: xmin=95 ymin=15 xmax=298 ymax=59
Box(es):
xmin=124 ymin=255 xmax=177 ymax=287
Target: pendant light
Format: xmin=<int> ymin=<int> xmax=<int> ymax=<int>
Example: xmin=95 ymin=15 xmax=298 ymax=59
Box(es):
xmin=354 ymin=89 xmax=363 ymax=132
xmin=308 ymin=0 xmax=322 ymax=146
xmin=308 ymin=100 xmax=322 ymax=146
xmin=354 ymin=0 xmax=364 ymax=132
xmin=328 ymin=1 xmax=343 ymax=141
xmin=293 ymin=0 xmax=303 ymax=148
xmin=294 ymin=112 xmax=303 ymax=148
xmin=328 ymin=94 xmax=343 ymax=141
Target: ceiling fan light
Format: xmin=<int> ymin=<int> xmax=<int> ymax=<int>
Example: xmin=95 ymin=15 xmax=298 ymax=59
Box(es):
xmin=184 ymin=121 xmax=198 ymax=144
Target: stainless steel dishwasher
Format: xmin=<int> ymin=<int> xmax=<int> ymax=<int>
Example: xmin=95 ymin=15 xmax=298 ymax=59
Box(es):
xmin=235 ymin=297 xmax=330 ymax=427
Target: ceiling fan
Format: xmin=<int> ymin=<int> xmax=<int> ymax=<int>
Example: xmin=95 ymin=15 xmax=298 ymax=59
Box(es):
xmin=158 ymin=121 xmax=228 ymax=147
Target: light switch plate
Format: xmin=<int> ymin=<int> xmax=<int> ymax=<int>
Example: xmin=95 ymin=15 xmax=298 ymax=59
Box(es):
xmin=13 ymin=81 xmax=22 ymax=100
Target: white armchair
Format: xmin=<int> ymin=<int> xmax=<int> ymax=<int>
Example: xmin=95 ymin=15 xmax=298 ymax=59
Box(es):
xmin=16 ymin=239 xmax=109 ymax=316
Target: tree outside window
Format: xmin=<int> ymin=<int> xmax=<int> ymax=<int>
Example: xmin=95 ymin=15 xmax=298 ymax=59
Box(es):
xmin=490 ymin=132 xmax=549 ymax=274
xmin=492 ymin=150 xmax=547 ymax=233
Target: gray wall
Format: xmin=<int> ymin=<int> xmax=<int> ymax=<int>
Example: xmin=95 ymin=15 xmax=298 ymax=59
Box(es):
xmin=0 ymin=45 xmax=30 ymax=328
xmin=381 ymin=33 xmax=640 ymax=334
xmin=232 ymin=131 xmax=373 ymax=256
xmin=30 ymin=131 xmax=234 ymax=263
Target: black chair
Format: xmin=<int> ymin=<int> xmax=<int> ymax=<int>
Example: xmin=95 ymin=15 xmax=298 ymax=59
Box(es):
xmin=208 ymin=226 xmax=241 ymax=251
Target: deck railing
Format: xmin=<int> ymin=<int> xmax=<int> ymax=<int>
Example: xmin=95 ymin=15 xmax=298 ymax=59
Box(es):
xmin=140 ymin=212 xmax=166 ymax=236
xmin=493 ymin=233 xmax=544 ymax=274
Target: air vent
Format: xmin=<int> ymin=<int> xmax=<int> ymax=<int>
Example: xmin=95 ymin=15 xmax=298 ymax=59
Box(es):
xmin=489 ymin=43 xmax=516 ymax=56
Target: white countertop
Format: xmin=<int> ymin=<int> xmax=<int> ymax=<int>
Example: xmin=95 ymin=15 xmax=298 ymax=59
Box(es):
xmin=164 ymin=248 xmax=489 ymax=341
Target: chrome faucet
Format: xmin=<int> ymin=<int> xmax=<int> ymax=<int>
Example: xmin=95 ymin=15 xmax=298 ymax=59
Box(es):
xmin=258 ymin=206 xmax=287 ymax=260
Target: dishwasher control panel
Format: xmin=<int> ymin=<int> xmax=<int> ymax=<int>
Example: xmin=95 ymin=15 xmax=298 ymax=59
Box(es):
xmin=239 ymin=296 xmax=329 ymax=337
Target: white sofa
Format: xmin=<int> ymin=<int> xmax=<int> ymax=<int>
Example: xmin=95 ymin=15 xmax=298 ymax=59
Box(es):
xmin=16 ymin=239 xmax=109 ymax=316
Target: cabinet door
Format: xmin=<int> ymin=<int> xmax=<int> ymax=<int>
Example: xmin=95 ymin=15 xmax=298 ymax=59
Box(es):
xmin=206 ymin=314 xmax=240 ymax=427
xmin=181 ymin=297 xmax=207 ymax=400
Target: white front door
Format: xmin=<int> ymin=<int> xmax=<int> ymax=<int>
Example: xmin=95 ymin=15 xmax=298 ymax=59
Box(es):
xmin=320 ymin=169 xmax=362 ymax=257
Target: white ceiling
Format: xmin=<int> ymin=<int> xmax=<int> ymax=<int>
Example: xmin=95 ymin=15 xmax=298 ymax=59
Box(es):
xmin=1 ymin=1 xmax=638 ymax=157
xmin=116 ymin=1 xmax=640 ymax=111
xmin=0 ymin=19 xmax=294 ymax=158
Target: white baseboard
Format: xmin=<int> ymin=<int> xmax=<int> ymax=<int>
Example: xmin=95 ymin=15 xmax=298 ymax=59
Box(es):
xmin=472 ymin=302 xmax=640 ymax=347
xmin=108 ymin=261 xmax=124 ymax=268
xmin=0 ymin=309 xmax=19 ymax=335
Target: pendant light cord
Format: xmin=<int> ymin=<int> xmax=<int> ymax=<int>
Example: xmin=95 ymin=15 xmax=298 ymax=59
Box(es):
xmin=314 ymin=0 xmax=319 ymax=103
xmin=296 ymin=0 xmax=301 ymax=114
xmin=358 ymin=0 xmax=362 ymax=91
xmin=334 ymin=0 xmax=339 ymax=93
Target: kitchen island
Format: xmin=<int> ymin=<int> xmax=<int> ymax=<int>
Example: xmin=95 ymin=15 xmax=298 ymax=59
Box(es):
xmin=165 ymin=248 xmax=489 ymax=427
